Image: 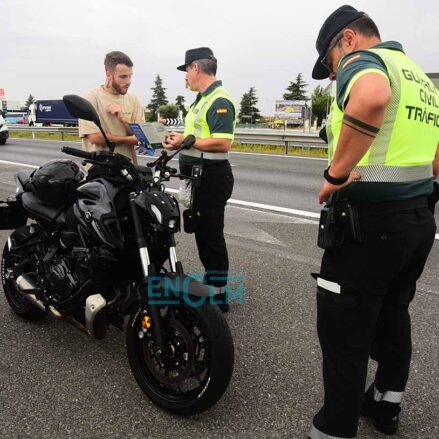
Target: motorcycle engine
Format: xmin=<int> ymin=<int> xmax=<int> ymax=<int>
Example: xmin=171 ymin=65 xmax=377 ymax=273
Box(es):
xmin=47 ymin=257 xmax=79 ymax=300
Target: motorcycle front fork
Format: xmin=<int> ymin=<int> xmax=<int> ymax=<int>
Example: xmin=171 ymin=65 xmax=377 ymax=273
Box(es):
xmin=129 ymin=195 xmax=181 ymax=351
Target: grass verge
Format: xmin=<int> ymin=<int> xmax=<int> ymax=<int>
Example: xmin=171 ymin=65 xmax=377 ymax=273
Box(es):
xmin=231 ymin=143 xmax=327 ymax=158
xmin=9 ymin=131 xmax=79 ymax=142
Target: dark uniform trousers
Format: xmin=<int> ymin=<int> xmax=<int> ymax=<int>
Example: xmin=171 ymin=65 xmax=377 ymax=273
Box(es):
xmin=180 ymin=160 xmax=234 ymax=288
xmin=313 ymin=197 xmax=435 ymax=438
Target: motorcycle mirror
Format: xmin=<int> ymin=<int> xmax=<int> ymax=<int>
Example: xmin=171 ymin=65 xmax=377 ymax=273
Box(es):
xmin=318 ymin=126 xmax=328 ymax=144
xmin=63 ymin=95 xmax=102 ymax=128
xmin=63 ymin=94 xmax=115 ymax=153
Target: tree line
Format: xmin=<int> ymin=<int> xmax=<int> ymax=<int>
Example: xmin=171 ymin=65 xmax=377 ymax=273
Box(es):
xmin=147 ymin=72 xmax=331 ymax=127
xmin=22 ymin=72 xmax=331 ymax=127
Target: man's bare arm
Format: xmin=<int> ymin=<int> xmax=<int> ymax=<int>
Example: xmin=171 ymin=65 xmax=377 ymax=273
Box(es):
xmin=193 ymin=137 xmax=231 ymax=153
xmin=87 ymin=132 xmax=139 ymax=147
xmin=107 ymin=103 xmax=135 ymax=134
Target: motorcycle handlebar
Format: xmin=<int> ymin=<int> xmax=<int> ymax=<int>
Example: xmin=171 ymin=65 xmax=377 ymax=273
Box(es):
xmin=147 ymin=135 xmax=197 ymax=169
xmin=62 ymin=146 xmax=96 ymax=160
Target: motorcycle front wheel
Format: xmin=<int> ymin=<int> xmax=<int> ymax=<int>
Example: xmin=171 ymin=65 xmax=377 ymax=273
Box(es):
xmin=126 ymin=300 xmax=234 ymax=415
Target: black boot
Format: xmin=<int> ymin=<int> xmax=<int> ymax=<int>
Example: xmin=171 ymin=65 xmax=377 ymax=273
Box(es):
xmin=361 ymin=383 xmax=401 ymax=435
xmin=211 ymin=286 xmax=229 ymax=313
xmin=216 ymin=292 xmax=230 ymax=313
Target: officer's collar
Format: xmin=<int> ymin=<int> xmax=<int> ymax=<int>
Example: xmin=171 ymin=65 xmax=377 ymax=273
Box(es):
xmin=200 ymin=80 xmax=222 ymax=97
xmin=371 ymin=41 xmax=404 ymax=53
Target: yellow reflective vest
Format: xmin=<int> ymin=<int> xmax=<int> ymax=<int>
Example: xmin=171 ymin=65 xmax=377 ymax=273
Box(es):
xmin=327 ymin=47 xmax=438 ymax=184
xmin=182 ymin=85 xmax=236 ymax=161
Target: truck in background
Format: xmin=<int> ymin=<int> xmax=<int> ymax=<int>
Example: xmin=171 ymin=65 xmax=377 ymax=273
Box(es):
xmin=29 ymin=100 xmax=78 ymax=126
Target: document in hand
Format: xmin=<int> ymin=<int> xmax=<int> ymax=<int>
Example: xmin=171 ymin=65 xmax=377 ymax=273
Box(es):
xmin=129 ymin=122 xmax=169 ymax=149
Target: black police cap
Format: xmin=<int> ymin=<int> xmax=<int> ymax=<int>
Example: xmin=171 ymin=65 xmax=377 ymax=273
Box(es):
xmin=177 ymin=47 xmax=217 ymax=72
xmin=312 ymin=5 xmax=366 ymax=80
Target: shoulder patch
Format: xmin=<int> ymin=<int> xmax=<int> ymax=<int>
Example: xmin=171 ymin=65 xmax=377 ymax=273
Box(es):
xmin=342 ymin=54 xmax=361 ymax=69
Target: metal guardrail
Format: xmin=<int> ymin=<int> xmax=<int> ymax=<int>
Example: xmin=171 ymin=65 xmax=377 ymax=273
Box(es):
xmin=7 ymin=125 xmax=326 ymax=154
xmin=7 ymin=125 xmax=79 ymax=141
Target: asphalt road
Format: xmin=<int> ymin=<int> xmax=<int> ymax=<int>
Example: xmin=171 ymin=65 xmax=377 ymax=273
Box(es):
xmin=0 ymin=138 xmax=326 ymax=214
xmin=0 ymin=148 xmax=438 ymax=438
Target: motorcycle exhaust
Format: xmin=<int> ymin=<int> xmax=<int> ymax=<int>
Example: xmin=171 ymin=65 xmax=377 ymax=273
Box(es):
xmin=16 ymin=275 xmax=46 ymax=312
xmin=16 ymin=275 xmax=62 ymax=319
xmin=16 ymin=275 xmax=106 ymax=339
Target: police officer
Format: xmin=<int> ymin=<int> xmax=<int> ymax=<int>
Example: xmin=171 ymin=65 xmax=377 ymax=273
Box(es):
xmin=309 ymin=5 xmax=439 ymax=438
xmin=164 ymin=47 xmax=236 ymax=312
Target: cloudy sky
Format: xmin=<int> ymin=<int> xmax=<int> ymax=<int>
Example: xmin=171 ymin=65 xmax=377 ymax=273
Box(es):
xmin=1 ymin=0 xmax=437 ymax=115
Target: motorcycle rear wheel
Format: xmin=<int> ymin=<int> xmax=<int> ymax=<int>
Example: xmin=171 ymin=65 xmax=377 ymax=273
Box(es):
xmin=1 ymin=230 xmax=46 ymax=321
xmin=126 ymin=300 xmax=234 ymax=415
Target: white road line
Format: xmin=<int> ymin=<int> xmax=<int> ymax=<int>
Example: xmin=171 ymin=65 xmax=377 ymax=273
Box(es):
xmin=227 ymin=199 xmax=320 ymax=218
xmin=139 ymin=155 xmax=235 ymax=166
xmin=165 ymin=187 xmax=319 ymax=218
xmin=1 ymin=158 xmax=437 ymax=239
xmin=0 ymin=160 xmax=38 ymax=169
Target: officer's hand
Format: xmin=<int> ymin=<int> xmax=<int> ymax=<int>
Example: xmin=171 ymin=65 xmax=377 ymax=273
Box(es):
xmin=318 ymin=171 xmax=361 ymax=204
xmin=162 ymin=132 xmax=184 ymax=151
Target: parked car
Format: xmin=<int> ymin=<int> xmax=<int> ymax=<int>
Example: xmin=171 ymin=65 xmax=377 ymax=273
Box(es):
xmin=0 ymin=113 xmax=9 ymax=145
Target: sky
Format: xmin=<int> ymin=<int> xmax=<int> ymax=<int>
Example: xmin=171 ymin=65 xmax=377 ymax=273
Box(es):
xmin=1 ymin=0 xmax=438 ymax=115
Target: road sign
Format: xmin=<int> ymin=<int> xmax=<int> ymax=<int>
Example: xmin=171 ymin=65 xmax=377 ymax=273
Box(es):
xmin=274 ymin=100 xmax=306 ymax=124
xmin=165 ymin=118 xmax=183 ymax=126
xmin=0 ymin=88 xmax=5 ymax=97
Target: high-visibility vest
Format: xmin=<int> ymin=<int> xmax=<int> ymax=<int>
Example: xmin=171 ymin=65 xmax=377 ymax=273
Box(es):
xmin=182 ymin=85 xmax=237 ymax=160
xmin=327 ymin=48 xmax=439 ymax=182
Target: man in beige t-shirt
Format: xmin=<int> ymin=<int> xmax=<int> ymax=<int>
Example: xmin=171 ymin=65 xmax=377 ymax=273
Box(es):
xmin=79 ymin=51 xmax=145 ymax=164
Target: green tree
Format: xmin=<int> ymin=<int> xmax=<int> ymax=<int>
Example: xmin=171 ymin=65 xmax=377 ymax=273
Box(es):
xmin=24 ymin=94 xmax=35 ymax=111
xmin=239 ymin=86 xmax=261 ymax=123
xmin=175 ymin=95 xmax=187 ymax=117
xmin=158 ymin=104 xmax=179 ymax=119
xmin=311 ymin=86 xmax=331 ymax=127
xmin=147 ymin=75 xmax=168 ymax=119
xmin=283 ymin=73 xmax=308 ymax=101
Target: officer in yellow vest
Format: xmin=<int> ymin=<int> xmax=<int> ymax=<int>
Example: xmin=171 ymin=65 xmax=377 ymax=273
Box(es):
xmin=308 ymin=6 xmax=439 ymax=438
xmin=165 ymin=47 xmax=236 ymax=312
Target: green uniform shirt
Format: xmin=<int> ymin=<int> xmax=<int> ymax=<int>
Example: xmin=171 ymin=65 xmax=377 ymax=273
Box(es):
xmin=335 ymin=42 xmax=399 ymax=110
xmin=181 ymin=80 xmax=235 ymax=165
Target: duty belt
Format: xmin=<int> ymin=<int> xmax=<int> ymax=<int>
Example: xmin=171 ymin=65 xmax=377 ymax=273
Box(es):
xmin=181 ymin=149 xmax=229 ymax=160
xmin=357 ymin=195 xmax=428 ymax=216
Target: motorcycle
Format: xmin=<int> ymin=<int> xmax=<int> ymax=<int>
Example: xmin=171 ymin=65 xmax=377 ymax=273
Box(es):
xmin=0 ymin=95 xmax=234 ymax=415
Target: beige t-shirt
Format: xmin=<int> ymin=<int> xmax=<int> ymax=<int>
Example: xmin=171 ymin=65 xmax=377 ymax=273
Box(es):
xmin=79 ymin=86 xmax=145 ymax=163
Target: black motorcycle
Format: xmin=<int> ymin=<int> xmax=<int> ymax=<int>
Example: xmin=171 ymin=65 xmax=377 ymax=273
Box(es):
xmin=0 ymin=95 xmax=234 ymax=415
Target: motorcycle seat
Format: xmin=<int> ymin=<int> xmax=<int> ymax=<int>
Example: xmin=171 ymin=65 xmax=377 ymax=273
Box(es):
xmin=21 ymin=192 xmax=66 ymax=224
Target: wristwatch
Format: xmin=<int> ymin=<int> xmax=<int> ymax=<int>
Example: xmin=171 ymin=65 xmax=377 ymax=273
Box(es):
xmin=323 ymin=167 xmax=349 ymax=185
